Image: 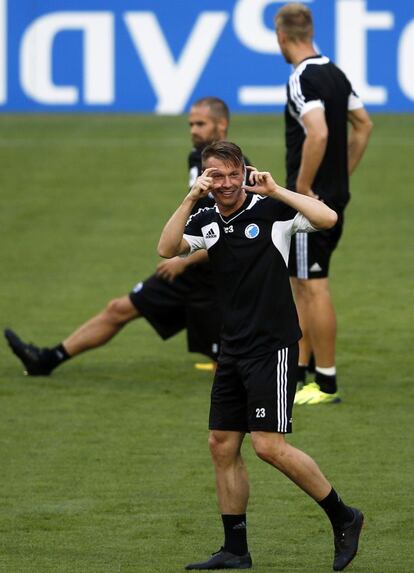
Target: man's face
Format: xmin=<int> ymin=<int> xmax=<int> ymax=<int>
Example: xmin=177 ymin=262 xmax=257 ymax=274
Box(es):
xmin=204 ymin=157 xmax=246 ymax=215
xmin=189 ymin=106 xmax=226 ymax=149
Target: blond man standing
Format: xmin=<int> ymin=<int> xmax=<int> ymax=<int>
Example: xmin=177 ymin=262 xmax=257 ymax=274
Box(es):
xmin=275 ymin=3 xmax=373 ymax=404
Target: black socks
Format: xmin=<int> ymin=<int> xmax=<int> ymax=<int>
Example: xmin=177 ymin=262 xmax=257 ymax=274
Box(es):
xmin=297 ymin=365 xmax=307 ymax=384
xmin=318 ymin=488 xmax=354 ymax=530
xmin=222 ymin=492 xmax=353 ymax=554
xmin=297 ymin=355 xmax=316 ymax=385
xmin=315 ymin=370 xmax=337 ymax=394
xmin=307 ymin=353 xmax=316 ymax=374
xmin=41 ymin=343 xmax=70 ymax=371
xmin=222 ymin=514 xmax=248 ymax=556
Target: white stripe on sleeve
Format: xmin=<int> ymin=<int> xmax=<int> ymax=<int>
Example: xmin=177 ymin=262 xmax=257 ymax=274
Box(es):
xmin=291 ymin=212 xmax=317 ymax=234
xmin=182 ymin=233 xmax=206 ymax=255
xmin=348 ymin=92 xmax=363 ymax=110
xmin=300 ymin=99 xmax=325 ymax=117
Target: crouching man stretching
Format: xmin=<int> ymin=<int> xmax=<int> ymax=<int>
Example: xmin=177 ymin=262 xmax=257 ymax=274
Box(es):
xmin=158 ymin=141 xmax=363 ymax=571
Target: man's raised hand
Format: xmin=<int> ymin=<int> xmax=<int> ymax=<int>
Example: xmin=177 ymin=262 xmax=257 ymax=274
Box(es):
xmin=243 ymin=167 xmax=279 ymax=197
xmin=188 ymin=167 xmax=216 ymax=201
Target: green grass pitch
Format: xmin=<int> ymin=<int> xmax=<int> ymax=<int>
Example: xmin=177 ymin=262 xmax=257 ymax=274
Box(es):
xmin=0 ymin=114 xmax=413 ymax=572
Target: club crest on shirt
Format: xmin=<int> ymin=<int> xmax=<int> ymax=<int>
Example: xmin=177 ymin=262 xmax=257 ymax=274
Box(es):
xmin=245 ymin=223 xmax=260 ymax=239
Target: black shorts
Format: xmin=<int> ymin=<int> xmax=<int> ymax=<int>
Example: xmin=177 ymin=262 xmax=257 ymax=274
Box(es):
xmin=209 ymin=343 xmax=299 ymax=434
xmin=129 ymin=265 xmax=221 ymax=360
xmin=289 ymin=211 xmax=344 ymax=279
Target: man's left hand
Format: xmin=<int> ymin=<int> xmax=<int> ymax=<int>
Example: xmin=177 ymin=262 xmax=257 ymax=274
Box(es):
xmin=296 ymin=182 xmax=320 ymax=199
xmin=243 ymin=167 xmax=279 ymax=197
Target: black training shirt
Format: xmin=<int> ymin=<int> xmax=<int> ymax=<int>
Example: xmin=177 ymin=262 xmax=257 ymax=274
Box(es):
xmin=184 ymin=193 xmax=316 ymax=356
xmin=285 ymin=55 xmax=363 ymax=210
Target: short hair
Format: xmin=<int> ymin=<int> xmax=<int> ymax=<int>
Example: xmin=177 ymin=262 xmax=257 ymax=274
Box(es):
xmin=192 ymin=96 xmax=230 ymax=123
xmin=201 ymin=141 xmax=244 ymax=168
xmin=274 ymin=3 xmax=313 ymax=43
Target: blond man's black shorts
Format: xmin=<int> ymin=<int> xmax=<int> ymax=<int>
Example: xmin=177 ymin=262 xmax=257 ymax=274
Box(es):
xmin=289 ymin=211 xmax=344 ymax=279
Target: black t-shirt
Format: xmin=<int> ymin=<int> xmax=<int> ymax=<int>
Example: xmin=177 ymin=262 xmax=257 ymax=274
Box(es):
xmin=183 ymin=193 xmax=316 ymax=356
xmin=285 ymin=55 xmax=363 ymax=210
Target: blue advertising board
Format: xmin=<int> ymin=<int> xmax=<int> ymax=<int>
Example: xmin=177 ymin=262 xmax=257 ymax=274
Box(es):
xmin=1 ymin=0 xmax=413 ymax=112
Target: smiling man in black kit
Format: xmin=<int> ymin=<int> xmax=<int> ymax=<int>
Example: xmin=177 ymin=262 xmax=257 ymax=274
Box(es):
xmin=158 ymin=141 xmax=364 ymax=571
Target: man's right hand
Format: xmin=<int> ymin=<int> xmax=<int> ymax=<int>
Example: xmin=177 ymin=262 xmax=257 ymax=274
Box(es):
xmin=187 ymin=167 xmax=216 ymax=201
